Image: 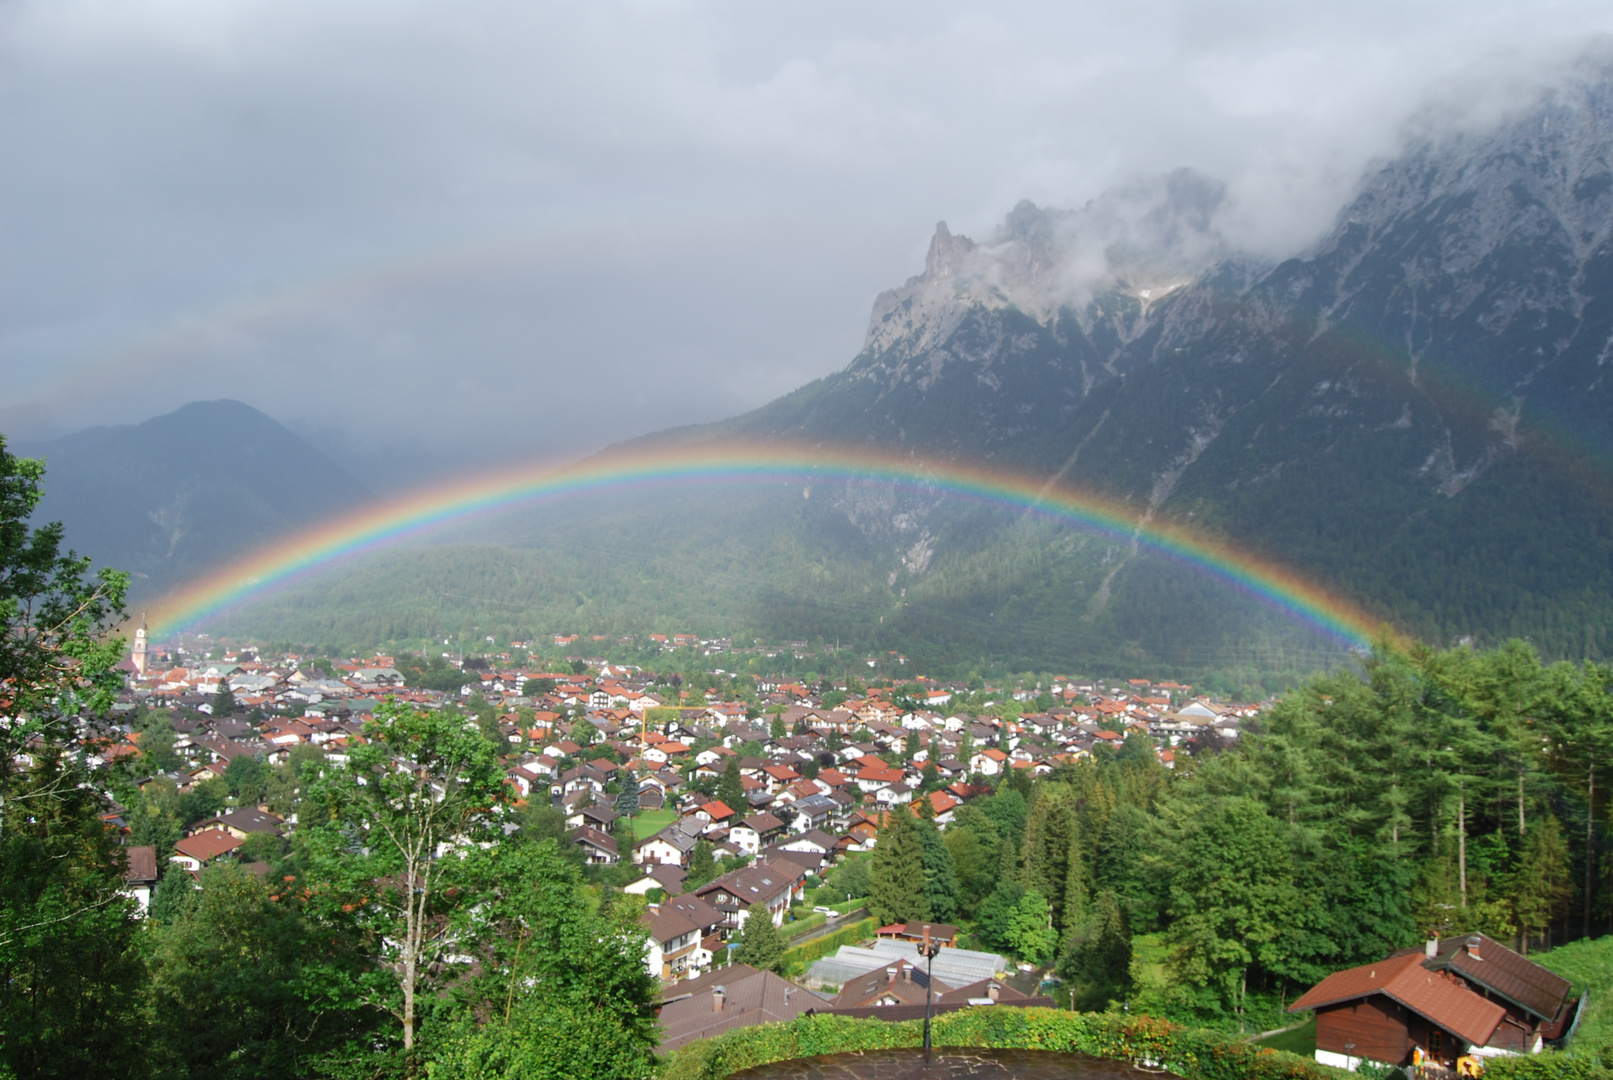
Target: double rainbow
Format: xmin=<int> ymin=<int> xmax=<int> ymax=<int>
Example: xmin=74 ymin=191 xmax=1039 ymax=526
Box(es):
xmin=146 ymin=442 xmax=1386 ymax=646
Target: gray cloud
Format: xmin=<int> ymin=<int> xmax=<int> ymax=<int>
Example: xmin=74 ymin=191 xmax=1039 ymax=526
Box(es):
xmin=3 ymin=0 xmax=1611 ymax=484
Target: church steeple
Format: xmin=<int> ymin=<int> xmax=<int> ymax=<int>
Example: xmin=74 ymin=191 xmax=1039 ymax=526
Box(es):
xmin=132 ymin=614 xmax=148 ymax=677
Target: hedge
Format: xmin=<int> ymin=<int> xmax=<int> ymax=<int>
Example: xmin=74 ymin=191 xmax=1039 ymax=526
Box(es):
xmin=657 ymin=1007 xmax=1348 ymax=1080
xmin=778 ymin=918 xmax=877 ymax=977
xmin=784 ymin=911 xmax=828 ymax=941
xmin=1483 ymin=1054 xmax=1613 ymax=1080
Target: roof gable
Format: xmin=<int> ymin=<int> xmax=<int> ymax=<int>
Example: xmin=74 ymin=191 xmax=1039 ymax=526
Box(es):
xmin=1428 ymin=934 xmax=1573 ymax=1022
xmin=1290 ymin=951 xmax=1505 ymax=1047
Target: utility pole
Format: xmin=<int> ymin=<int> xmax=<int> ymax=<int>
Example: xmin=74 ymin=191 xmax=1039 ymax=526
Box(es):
xmin=920 ymin=924 xmax=942 ymax=1054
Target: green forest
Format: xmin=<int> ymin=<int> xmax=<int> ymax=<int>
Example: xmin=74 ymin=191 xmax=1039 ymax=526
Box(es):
xmin=852 ymin=638 xmax=1609 ymax=1039
xmin=206 ymin=491 xmax=1360 ymax=688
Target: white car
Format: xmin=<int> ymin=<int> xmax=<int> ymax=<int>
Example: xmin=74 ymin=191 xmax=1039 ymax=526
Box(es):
xmin=813 ymin=906 xmax=841 ymax=918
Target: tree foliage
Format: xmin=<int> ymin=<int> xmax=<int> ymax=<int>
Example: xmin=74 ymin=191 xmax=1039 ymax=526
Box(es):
xmin=298 ymin=700 xmax=509 ymax=1056
xmin=735 ymin=907 xmax=786 ymax=974
xmin=868 ymin=809 xmax=929 ymax=926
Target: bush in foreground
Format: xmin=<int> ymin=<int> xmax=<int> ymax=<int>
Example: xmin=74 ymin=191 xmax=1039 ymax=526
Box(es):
xmin=658 ymin=1007 xmax=1343 ymax=1080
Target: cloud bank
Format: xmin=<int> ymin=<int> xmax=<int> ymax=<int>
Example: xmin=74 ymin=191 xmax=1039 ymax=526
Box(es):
xmin=3 ymin=0 xmax=1610 ymax=483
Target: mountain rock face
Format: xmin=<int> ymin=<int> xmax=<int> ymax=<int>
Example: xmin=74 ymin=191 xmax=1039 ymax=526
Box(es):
xmin=20 ymin=400 xmax=370 ymax=599
xmin=698 ymin=65 xmax=1613 ymax=660
xmin=728 ymin=169 xmax=1236 ymax=468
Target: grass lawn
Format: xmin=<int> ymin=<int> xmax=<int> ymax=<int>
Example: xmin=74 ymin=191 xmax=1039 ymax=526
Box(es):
xmin=630 ymin=808 xmax=677 ymax=837
xmin=1129 ymin=933 xmax=1172 ymax=995
xmin=801 ymin=885 xmax=866 ymax=915
xmin=1256 ymin=1018 xmax=1315 ymax=1057
xmin=1531 ymin=934 xmax=1613 ymax=1057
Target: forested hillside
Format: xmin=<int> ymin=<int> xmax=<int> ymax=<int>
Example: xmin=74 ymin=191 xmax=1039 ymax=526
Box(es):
xmin=21 ymin=400 xmax=370 ymax=599
xmin=857 ymin=639 xmax=1603 ymax=1037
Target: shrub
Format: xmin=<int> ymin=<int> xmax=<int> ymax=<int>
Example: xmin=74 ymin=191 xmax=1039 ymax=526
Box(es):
xmin=1484 ymin=1054 xmax=1613 ymax=1080
xmin=784 ymin=911 xmax=827 ymax=941
xmin=656 ymin=1007 xmax=1346 ymax=1080
xmin=778 ymin=918 xmax=876 ymax=977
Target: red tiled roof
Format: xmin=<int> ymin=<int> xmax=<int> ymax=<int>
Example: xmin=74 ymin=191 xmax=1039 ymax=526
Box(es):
xmin=173 ymin=828 xmax=244 ymax=863
xmin=1428 ymin=934 xmax=1573 ymax=1023
xmin=1289 ymin=951 xmax=1506 ymax=1047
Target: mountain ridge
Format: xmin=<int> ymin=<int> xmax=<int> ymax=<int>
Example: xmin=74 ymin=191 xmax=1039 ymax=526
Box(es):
xmin=591 ymin=63 xmax=1613 ymax=662
xmin=18 ymin=399 xmax=371 ymax=599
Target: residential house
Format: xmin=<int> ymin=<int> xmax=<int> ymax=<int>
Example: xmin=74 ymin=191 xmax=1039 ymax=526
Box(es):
xmin=878 ymin=922 xmax=958 ymax=948
xmin=781 ymin=793 xmax=838 ymax=834
xmin=829 ymin=958 xmax=935 ymax=1010
xmin=655 ymin=964 xmax=822 ymax=1053
xmin=775 ymin=829 xmax=838 ymax=863
xmin=565 ymin=804 xmax=620 ymax=832
xmin=637 ymin=820 xmax=702 ymax=866
xmin=969 ymin=748 xmax=1008 ymax=776
xmin=171 ymin=827 xmax=244 ymax=872
xmin=122 ymin=845 xmax=159 ymax=914
xmin=728 ymin=813 xmax=785 ymax=856
xmin=693 ymin=859 xmax=805 ymax=933
xmin=195 ymin=806 xmax=284 ymax=840
xmin=642 ymin=893 xmax=723 ymax=981
xmin=1287 ymin=934 xmax=1577 ymax=1071
xmin=625 ymin=862 xmax=689 ymax=897
xmin=569 ymin=825 xmax=619 ymax=865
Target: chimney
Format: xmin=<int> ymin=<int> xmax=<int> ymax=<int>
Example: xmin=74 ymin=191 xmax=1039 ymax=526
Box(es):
xmin=886 ymin=966 xmax=899 ymax=988
xmin=987 ymin=983 xmax=1000 ymax=1003
xmin=904 ymin=962 xmax=913 ymax=984
xmin=1467 ymin=935 xmax=1483 ymax=960
xmin=712 ymin=986 xmax=726 ymax=1013
xmin=1426 ymin=936 xmax=1439 ymax=959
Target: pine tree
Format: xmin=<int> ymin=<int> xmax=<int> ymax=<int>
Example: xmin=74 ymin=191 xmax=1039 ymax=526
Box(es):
xmin=717 ymin=757 xmax=744 ymax=811
xmin=1058 ymin=890 xmax=1131 ymax=1009
xmin=615 ymin=770 xmax=640 ymax=817
xmin=686 ymin=839 xmax=716 ymax=890
xmin=915 ymin=815 xmax=960 ymax=923
xmin=868 ymin=810 xmax=929 ymax=925
xmin=1021 ymin=786 xmax=1082 ymax=935
xmin=734 ymin=907 xmax=786 ymax=973
xmin=1512 ymin=817 xmax=1572 ymax=952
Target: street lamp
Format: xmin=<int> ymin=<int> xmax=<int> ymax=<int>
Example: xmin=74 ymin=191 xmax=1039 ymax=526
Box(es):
xmin=920 ymin=924 xmax=943 ymax=1054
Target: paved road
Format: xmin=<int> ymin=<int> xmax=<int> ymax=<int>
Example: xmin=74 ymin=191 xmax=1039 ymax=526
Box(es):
xmin=787 ymin=907 xmax=870 ymax=948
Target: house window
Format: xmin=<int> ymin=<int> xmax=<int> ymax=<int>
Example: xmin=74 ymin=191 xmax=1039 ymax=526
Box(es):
xmin=1429 ymin=1031 xmax=1443 ymax=1058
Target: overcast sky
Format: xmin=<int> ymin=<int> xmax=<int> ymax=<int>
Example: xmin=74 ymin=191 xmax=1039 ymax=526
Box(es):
xmin=4 ymin=1 xmax=1611 ymax=485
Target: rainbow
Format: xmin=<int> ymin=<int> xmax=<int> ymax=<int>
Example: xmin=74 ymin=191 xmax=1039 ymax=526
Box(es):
xmin=144 ymin=442 xmax=1388 ymax=647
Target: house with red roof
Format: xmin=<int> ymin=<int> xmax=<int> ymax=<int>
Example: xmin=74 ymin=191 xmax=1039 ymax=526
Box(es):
xmin=171 ymin=827 xmax=243 ymax=872
xmin=969 ymin=747 xmax=1008 ymax=776
xmin=854 ymin=760 xmax=906 ymax=793
xmin=1288 ymin=934 xmax=1576 ymax=1070
xmin=689 ymin=800 xmax=737 ymax=828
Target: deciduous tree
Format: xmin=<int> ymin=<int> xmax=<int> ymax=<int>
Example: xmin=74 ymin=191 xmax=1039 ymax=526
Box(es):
xmin=299 ymin=700 xmax=509 ymax=1057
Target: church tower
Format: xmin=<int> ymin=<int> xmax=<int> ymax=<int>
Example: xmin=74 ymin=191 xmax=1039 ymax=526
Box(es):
xmin=132 ymin=614 xmax=148 ymax=677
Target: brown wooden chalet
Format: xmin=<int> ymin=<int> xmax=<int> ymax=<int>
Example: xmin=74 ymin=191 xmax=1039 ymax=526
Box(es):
xmin=1289 ymin=934 xmax=1578 ymax=1071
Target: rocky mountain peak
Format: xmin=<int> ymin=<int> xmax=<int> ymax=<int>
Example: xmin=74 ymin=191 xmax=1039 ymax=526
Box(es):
xmin=861 ymin=170 xmax=1233 ymax=362
xmin=922 ymin=220 xmax=977 ymax=280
